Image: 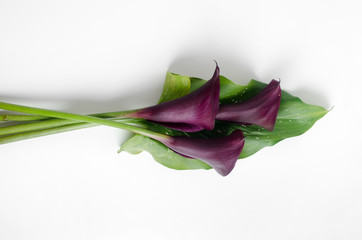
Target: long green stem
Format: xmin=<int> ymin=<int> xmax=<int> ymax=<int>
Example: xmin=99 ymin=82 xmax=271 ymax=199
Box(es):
xmin=0 ymin=117 xmax=141 ymax=136
xmin=0 ymin=109 xmax=137 ymax=122
xmin=0 ymin=101 xmax=167 ymax=141
xmin=0 ymin=119 xmax=145 ymax=144
xmin=0 ymin=109 xmax=138 ymax=135
xmin=0 ymin=122 xmax=96 ymax=144
xmin=0 ymin=118 xmax=82 ymax=135
xmin=0 ymin=114 xmax=49 ymax=121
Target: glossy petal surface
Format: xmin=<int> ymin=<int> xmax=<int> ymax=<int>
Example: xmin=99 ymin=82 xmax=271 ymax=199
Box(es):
xmin=216 ymin=80 xmax=281 ymax=131
xmin=127 ymin=65 xmax=220 ymax=132
xmin=159 ymin=130 xmax=245 ymax=176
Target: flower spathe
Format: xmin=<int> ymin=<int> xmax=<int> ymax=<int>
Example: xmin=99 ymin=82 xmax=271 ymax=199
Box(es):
xmin=125 ymin=65 xmax=220 ymax=132
xmin=216 ymin=80 xmax=281 ymax=131
xmin=155 ymin=130 xmax=245 ymax=176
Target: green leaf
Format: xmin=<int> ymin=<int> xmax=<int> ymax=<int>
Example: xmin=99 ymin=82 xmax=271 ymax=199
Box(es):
xmin=157 ymin=72 xmax=190 ymax=104
xmin=119 ymin=74 xmax=328 ymax=170
xmin=119 ymin=134 xmax=212 ymax=170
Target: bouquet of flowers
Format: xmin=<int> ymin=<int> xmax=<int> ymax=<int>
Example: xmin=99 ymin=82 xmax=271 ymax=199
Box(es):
xmin=0 ymin=64 xmax=327 ymax=176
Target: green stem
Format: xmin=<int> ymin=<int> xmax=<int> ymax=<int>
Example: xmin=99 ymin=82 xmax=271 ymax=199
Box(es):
xmin=0 ymin=114 xmax=49 ymax=121
xmin=0 ymin=117 xmax=141 ymax=136
xmin=0 ymin=109 xmax=137 ymax=122
xmin=0 ymin=122 xmax=96 ymax=144
xmin=0 ymin=101 xmax=167 ymax=141
xmin=0 ymin=109 xmax=139 ymax=135
xmin=0 ymin=119 xmax=145 ymax=144
xmin=0 ymin=118 xmax=80 ymax=135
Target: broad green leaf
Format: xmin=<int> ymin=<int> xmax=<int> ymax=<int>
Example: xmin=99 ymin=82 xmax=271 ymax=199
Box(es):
xmin=119 ymin=134 xmax=211 ymax=170
xmin=120 ymin=74 xmax=328 ymax=170
xmin=157 ymin=72 xmax=190 ymax=104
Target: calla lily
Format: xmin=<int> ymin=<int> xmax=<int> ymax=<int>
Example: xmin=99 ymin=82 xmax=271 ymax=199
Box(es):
xmin=216 ymin=80 xmax=281 ymax=131
xmin=124 ymin=65 xmax=220 ymax=132
xmin=155 ymin=130 xmax=245 ymax=176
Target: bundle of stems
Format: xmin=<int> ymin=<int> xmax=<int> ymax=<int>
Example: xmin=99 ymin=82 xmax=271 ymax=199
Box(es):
xmin=0 ymin=101 xmax=164 ymax=144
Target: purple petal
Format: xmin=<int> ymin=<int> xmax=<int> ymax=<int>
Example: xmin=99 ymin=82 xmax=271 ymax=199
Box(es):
xmin=125 ymin=65 xmax=220 ymax=132
xmin=158 ymin=130 xmax=245 ymax=176
xmin=216 ymin=80 xmax=281 ymax=131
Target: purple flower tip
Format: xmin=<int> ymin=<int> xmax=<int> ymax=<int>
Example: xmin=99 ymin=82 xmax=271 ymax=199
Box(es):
xmin=158 ymin=130 xmax=245 ymax=176
xmin=216 ymin=80 xmax=281 ymax=131
xmin=126 ymin=65 xmax=220 ymax=132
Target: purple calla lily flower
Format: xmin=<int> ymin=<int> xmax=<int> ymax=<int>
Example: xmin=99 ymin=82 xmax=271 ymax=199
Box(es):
xmin=155 ymin=130 xmax=245 ymax=176
xmin=124 ymin=65 xmax=220 ymax=132
xmin=216 ymin=80 xmax=281 ymax=131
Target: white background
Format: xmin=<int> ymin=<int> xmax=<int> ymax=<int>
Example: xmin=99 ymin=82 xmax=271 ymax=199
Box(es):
xmin=0 ymin=0 xmax=361 ymax=239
